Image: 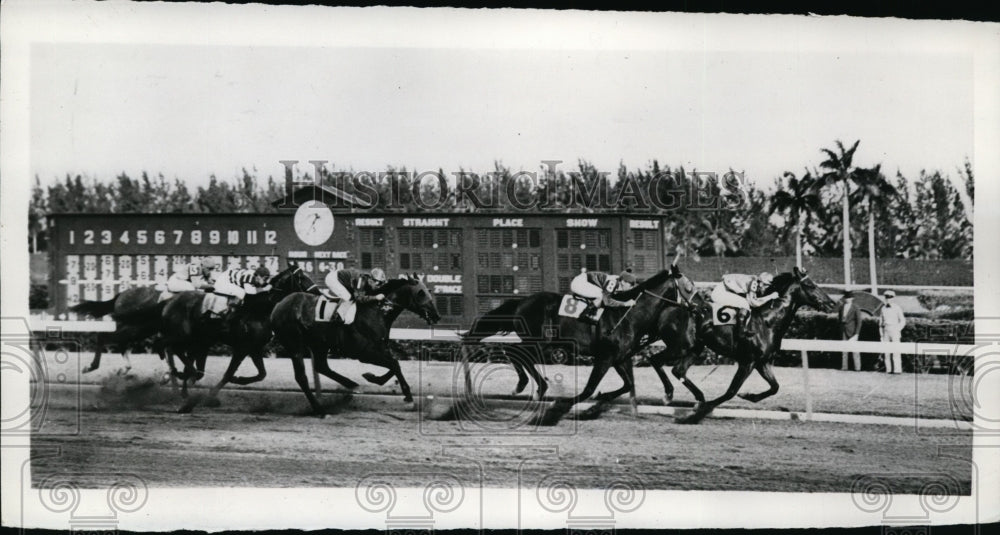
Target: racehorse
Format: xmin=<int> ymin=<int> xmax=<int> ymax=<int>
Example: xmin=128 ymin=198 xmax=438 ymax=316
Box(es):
xmin=269 ymin=274 xmax=441 ymax=416
xmin=69 ymin=286 xmax=169 ymax=373
xmin=160 ymin=264 xmax=319 ymax=401
xmin=458 ymin=265 xmax=696 ymax=422
xmin=648 ymin=266 xmax=836 ymax=424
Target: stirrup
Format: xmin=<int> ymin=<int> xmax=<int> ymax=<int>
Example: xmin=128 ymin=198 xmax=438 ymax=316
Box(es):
xmin=581 ymin=304 xmax=602 ymax=325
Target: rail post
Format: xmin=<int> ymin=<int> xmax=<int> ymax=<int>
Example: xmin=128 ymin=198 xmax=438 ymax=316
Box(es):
xmin=801 ymin=349 xmax=812 ymax=420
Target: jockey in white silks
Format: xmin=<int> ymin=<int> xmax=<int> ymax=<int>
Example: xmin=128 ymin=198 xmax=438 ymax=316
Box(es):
xmin=166 ymin=258 xmax=214 ymax=293
xmin=711 ymin=272 xmax=780 ymax=341
xmin=569 ymin=269 xmax=638 ymax=323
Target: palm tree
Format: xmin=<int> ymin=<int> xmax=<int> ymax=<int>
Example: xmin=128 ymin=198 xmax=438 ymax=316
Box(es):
xmin=695 ymin=213 xmax=740 ymax=257
xmin=850 ymin=164 xmax=897 ymax=292
xmin=769 ymin=171 xmax=824 ymax=268
xmin=815 ymin=140 xmax=861 ymax=288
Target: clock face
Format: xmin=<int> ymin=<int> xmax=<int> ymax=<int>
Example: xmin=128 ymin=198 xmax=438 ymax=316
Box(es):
xmin=293 ymin=201 xmax=335 ymax=246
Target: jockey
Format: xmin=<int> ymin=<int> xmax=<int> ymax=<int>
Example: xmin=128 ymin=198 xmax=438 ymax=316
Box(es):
xmin=211 ymin=266 xmax=272 ymax=306
xmin=322 ymin=267 xmax=389 ymax=307
xmin=570 ymin=268 xmax=638 ymax=322
xmin=166 ymin=258 xmax=213 ymax=292
xmin=200 ymin=256 xmax=222 ymax=283
xmin=711 ymin=271 xmax=780 ymax=342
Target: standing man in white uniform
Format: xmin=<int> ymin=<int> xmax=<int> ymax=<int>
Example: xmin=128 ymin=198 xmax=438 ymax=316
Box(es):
xmin=878 ymin=290 xmax=907 ymax=374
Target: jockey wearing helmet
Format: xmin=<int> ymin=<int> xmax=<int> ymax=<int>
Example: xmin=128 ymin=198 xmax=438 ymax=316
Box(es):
xmin=569 ymin=268 xmax=638 ymax=324
xmin=323 ymin=266 xmax=389 ymax=306
xmin=166 ymin=257 xmax=213 ymax=292
xmin=211 ymin=265 xmax=272 ymax=305
xmin=200 ymin=256 xmax=222 ymax=283
xmin=712 ymin=271 xmax=780 ymax=342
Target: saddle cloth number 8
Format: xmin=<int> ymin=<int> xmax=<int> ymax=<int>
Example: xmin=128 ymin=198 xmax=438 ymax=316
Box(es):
xmin=558 ymin=294 xmax=590 ymax=319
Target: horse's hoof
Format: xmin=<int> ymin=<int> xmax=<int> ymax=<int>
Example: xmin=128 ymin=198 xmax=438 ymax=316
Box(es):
xmin=662 ymin=395 xmax=672 ymax=406
xmin=362 ymin=372 xmax=379 ymax=384
xmin=403 ymin=396 xmax=414 ymax=403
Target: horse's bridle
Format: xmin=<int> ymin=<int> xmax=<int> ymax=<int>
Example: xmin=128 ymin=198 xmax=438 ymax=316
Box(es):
xmin=273 ymin=266 xmax=319 ymax=294
xmin=641 ymin=276 xmax=694 ymax=309
xmin=295 ymin=267 xmax=320 ymax=293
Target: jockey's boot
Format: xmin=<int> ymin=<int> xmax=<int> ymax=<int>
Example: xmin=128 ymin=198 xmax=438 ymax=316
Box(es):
xmin=580 ymin=302 xmax=602 ymax=325
xmin=733 ymin=308 xmax=751 ymax=346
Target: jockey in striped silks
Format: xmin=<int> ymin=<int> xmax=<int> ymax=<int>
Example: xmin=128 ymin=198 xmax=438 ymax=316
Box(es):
xmin=210 ymin=265 xmax=272 ymax=305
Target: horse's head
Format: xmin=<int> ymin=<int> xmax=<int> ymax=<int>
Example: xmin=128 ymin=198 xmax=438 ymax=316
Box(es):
xmin=270 ymin=262 xmax=320 ymax=295
xmin=382 ymin=274 xmax=442 ymax=325
xmin=613 ymin=267 xmax=694 ymax=309
xmin=776 ymin=267 xmax=836 ymax=312
xmin=668 ymin=262 xmax=699 ymax=306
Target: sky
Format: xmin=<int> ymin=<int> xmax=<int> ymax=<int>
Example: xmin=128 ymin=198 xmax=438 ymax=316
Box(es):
xmin=29 ymin=23 xmax=975 ymax=193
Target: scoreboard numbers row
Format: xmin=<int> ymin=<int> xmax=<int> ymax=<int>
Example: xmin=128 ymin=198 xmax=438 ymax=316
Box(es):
xmin=67 ymin=229 xmax=278 ymax=247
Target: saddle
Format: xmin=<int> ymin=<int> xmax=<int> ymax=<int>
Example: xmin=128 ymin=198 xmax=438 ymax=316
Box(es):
xmin=315 ymin=296 xmax=357 ymax=324
xmin=202 ymin=292 xmax=231 ymax=317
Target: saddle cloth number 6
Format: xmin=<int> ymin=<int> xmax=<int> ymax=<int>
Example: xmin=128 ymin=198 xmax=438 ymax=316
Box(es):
xmin=712 ymin=303 xmax=739 ymax=326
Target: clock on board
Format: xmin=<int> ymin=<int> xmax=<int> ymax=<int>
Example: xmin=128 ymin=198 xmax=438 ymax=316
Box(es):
xmin=293 ymin=200 xmax=334 ymax=246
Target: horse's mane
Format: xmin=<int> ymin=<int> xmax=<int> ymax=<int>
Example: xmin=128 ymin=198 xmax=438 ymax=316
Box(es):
xmin=612 ymin=269 xmax=673 ymax=301
xmin=769 ymin=272 xmax=797 ymax=294
xmin=378 ymin=278 xmax=415 ymax=294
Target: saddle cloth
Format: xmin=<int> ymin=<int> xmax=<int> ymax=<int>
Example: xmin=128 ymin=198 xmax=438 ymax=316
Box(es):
xmin=158 ymin=291 xmax=174 ymax=303
xmin=557 ymin=294 xmax=603 ymax=322
xmin=315 ymin=297 xmax=357 ymax=324
xmin=709 ymin=283 xmax=748 ymax=326
xmin=202 ymin=293 xmax=230 ymax=315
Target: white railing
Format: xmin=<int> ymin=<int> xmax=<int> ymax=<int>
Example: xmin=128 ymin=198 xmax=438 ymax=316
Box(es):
xmin=28 ymin=319 xmax=980 ymax=355
xmin=26 ymin=317 xmax=985 ymax=422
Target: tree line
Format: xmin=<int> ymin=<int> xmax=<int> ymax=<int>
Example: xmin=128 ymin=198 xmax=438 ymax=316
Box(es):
xmin=29 ymin=141 xmax=973 ymax=263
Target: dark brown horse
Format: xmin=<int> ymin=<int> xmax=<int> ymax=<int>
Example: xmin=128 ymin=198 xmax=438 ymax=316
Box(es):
xmin=649 ymin=266 xmax=836 ymax=423
xmin=160 ymin=264 xmax=319 ymax=400
xmin=269 ymin=275 xmax=441 ymax=416
xmin=458 ymin=266 xmax=696 ymax=423
xmin=69 ymin=286 xmax=169 ymax=373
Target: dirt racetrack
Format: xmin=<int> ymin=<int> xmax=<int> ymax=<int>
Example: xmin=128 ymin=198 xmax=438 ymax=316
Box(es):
xmin=32 ymin=393 xmax=972 ymax=492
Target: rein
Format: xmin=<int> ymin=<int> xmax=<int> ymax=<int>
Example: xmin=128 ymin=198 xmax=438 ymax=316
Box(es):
xmin=642 ymin=290 xmax=686 ymax=308
xmin=610 ymin=278 xmax=690 ymax=332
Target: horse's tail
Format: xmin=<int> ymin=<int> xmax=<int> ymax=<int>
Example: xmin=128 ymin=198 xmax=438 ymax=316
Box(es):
xmin=69 ymin=296 xmax=119 ymax=318
xmin=461 ymin=298 xmax=525 ymax=343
